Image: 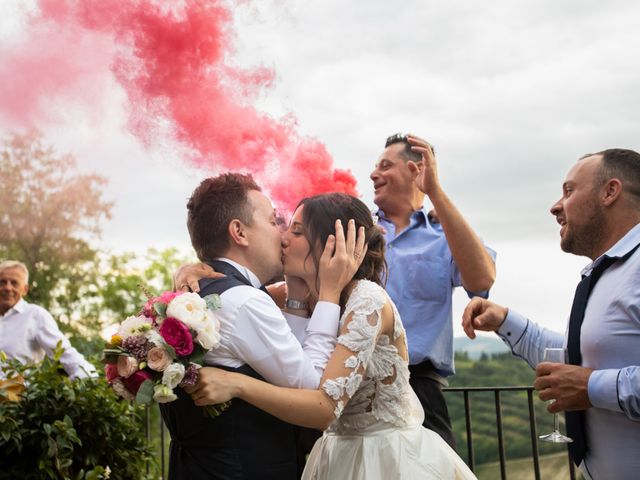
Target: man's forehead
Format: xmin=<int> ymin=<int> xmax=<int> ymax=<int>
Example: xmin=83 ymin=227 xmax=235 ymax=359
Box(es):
xmin=0 ymin=267 xmax=26 ymax=280
xmin=375 ymin=145 xmax=405 ymax=167
xmin=566 ymin=155 xmax=602 ymax=181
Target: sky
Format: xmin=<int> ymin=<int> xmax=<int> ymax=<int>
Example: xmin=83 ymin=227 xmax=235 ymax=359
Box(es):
xmin=1 ymin=0 xmax=639 ymax=338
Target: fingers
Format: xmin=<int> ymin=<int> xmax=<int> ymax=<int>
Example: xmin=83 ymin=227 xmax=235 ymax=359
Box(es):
xmin=334 ymin=219 xmax=346 ymax=255
xmin=345 ymin=219 xmax=356 ymax=256
xmin=355 ymin=226 xmax=366 ymax=258
xmin=320 ymin=234 xmax=336 ymax=264
xmin=406 ymin=134 xmax=435 ymax=155
xmin=461 ymin=297 xmax=484 ymax=339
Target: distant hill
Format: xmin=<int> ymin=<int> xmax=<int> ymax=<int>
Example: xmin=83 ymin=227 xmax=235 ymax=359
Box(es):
xmin=454 ymin=335 xmax=510 ymax=360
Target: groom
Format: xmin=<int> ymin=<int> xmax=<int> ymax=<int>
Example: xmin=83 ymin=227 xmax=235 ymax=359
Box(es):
xmin=161 ymin=173 xmax=360 ymax=480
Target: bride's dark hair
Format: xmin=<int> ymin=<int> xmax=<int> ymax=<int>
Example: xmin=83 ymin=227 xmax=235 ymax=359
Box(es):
xmin=295 ymin=193 xmax=387 ymax=301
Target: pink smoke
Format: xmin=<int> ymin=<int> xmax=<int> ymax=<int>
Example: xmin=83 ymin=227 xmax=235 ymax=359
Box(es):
xmin=0 ymin=0 xmax=358 ymax=212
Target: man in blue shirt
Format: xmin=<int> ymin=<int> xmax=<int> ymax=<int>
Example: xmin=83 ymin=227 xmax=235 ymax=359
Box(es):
xmin=370 ymin=133 xmax=497 ymax=448
xmin=462 ymin=149 xmax=640 ymax=479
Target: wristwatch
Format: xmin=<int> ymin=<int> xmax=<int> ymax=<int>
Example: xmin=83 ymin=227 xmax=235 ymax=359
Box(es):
xmin=285 ymin=298 xmax=309 ymax=310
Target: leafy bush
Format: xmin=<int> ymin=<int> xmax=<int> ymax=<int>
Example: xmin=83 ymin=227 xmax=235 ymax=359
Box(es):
xmin=0 ymin=347 xmax=154 ymax=479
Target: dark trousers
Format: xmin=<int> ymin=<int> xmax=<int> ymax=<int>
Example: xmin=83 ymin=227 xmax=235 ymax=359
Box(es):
xmin=409 ymin=362 xmax=457 ymax=450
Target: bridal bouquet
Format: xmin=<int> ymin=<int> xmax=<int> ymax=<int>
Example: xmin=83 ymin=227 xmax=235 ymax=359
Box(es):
xmin=103 ymin=290 xmax=229 ymax=416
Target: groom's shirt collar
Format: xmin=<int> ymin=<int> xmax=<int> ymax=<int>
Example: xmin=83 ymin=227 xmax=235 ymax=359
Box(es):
xmin=214 ymin=257 xmax=262 ymax=289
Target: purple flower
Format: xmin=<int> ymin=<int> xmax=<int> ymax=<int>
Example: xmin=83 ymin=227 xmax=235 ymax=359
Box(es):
xmin=122 ymin=335 xmax=153 ymax=361
xmin=179 ymin=364 xmax=199 ymax=388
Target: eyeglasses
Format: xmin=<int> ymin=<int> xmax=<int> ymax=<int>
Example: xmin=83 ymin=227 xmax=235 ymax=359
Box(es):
xmin=384 ymin=133 xmax=435 ymax=154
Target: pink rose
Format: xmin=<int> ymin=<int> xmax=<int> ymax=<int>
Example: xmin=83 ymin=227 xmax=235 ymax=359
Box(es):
xmin=147 ymin=347 xmax=171 ymax=372
xmin=144 ymin=291 xmax=183 ymax=319
xmin=159 ymin=317 xmax=194 ymax=356
xmin=117 ymin=355 xmax=139 ymax=378
xmin=105 ymin=363 xmax=119 ymax=383
xmin=122 ymin=370 xmax=152 ymax=395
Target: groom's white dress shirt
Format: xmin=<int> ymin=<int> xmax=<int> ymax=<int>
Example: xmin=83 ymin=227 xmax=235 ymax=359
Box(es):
xmin=203 ymin=258 xmax=339 ymax=389
xmin=0 ymin=299 xmax=96 ymax=379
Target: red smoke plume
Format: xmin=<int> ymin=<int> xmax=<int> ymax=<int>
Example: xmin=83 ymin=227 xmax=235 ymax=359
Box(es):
xmin=0 ymin=0 xmax=358 ymax=212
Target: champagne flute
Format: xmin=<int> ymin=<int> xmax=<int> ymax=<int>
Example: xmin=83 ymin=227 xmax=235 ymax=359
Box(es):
xmin=539 ymin=347 xmax=573 ymax=443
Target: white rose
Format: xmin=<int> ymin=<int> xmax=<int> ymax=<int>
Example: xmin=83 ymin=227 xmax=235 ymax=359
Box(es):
xmin=196 ymin=323 xmax=221 ymax=350
xmin=144 ymin=329 xmax=165 ymax=347
xmin=166 ymin=292 xmax=208 ymax=329
xmin=153 ymin=383 xmax=178 ymax=403
xmin=162 ymin=362 xmax=185 ymax=389
xmin=118 ymin=315 xmax=152 ymax=339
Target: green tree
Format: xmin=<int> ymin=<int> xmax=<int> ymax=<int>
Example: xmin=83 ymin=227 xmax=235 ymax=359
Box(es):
xmin=0 ymin=131 xmax=112 ymax=309
xmin=68 ymin=247 xmax=194 ymax=358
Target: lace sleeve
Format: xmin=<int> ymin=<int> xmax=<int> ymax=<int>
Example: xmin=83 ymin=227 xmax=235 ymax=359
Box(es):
xmin=320 ymin=282 xmax=385 ymax=418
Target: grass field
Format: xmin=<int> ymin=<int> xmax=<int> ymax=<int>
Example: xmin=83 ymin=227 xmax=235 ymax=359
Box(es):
xmin=474 ymin=452 xmax=584 ymax=480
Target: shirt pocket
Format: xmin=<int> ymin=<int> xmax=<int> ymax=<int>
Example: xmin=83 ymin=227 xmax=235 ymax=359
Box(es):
xmin=404 ymin=255 xmax=450 ymax=302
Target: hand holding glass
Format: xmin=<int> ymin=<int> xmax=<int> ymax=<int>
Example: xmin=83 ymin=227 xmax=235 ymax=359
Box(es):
xmin=539 ymin=348 xmax=573 ymax=443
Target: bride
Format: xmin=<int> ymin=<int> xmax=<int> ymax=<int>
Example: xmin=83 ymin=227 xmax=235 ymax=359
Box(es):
xmin=186 ymin=193 xmax=476 ymax=480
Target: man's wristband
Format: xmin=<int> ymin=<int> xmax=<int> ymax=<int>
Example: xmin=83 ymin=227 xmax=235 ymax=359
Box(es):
xmin=285 ymin=299 xmax=309 ymax=310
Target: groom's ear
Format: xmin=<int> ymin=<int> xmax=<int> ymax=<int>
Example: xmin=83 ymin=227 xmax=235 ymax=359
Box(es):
xmin=228 ymin=219 xmax=249 ymax=247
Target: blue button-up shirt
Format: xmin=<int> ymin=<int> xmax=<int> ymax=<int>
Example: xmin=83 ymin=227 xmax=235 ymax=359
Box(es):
xmin=377 ymin=207 xmax=496 ymax=376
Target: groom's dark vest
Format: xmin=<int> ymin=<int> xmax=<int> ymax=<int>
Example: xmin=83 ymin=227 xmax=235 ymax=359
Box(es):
xmin=160 ymin=261 xmax=298 ymax=480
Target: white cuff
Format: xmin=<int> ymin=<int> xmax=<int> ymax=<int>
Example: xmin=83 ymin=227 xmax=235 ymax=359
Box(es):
xmin=588 ymin=368 xmax=622 ymax=412
xmin=306 ymin=301 xmax=340 ymax=336
xmin=497 ymin=309 xmax=529 ymax=347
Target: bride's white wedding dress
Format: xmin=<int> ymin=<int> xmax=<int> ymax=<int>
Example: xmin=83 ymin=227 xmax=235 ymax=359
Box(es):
xmin=302 ymin=280 xmax=476 ymax=480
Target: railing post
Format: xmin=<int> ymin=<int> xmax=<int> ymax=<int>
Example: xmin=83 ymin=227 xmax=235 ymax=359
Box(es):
xmin=464 ymin=390 xmax=475 ymax=471
xmin=568 ymin=449 xmax=576 ymax=480
xmin=526 ymin=388 xmax=541 ymax=480
xmin=145 ymin=405 xmax=151 ymax=476
xmin=161 ymin=415 xmax=166 ymax=479
xmin=494 ymin=390 xmax=507 ymax=480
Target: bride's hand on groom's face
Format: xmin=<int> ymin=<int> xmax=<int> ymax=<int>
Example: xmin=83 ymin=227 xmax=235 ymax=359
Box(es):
xmin=317 ymin=219 xmax=367 ymax=304
xmin=173 ymin=262 xmax=225 ymax=293
xmin=185 ymin=367 xmax=236 ymax=406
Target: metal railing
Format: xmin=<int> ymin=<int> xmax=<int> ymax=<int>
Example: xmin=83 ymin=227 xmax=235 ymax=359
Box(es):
xmin=443 ymin=386 xmax=578 ymax=480
xmin=147 ymin=385 xmax=579 ymax=479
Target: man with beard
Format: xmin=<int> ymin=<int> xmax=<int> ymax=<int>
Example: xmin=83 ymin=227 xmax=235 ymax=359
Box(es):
xmin=462 ymin=149 xmax=640 ymax=479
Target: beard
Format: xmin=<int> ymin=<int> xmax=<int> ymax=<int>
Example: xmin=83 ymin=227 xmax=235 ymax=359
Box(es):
xmin=560 ymin=200 xmax=606 ymax=258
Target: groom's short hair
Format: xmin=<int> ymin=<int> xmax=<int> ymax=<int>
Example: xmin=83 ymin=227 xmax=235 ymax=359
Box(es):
xmin=187 ymin=173 xmax=261 ymax=260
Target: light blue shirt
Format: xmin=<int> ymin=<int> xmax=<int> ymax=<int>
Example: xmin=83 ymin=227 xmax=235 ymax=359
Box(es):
xmin=377 ymin=207 xmax=496 ymax=376
xmin=498 ymin=222 xmax=640 ymax=480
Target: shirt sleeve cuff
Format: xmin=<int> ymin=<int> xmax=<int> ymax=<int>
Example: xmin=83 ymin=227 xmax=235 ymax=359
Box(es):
xmin=497 ymin=309 xmax=529 ymax=348
xmin=306 ymin=301 xmax=340 ymax=335
xmin=588 ymin=368 xmax=623 ymax=412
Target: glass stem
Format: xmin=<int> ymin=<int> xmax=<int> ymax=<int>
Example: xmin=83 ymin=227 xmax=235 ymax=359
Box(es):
xmin=553 ymin=412 xmax=560 ymax=432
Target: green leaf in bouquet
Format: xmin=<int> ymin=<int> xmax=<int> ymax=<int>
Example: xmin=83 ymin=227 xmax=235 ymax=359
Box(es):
xmin=102 ymin=348 xmax=124 ymax=356
xmin=204 ymin=293 xmax=222 ymax=310
xmin=154 ymin=301 xmax=168 ymax=319
xmin=164 ymin=344 xmax=177 ymax=360
xmin=102 ymin=347 xmax=126 ymax=365
xmin=135 ymin=379 xmax=155 ymax=405
xmin=204 ymin=401 xmax=232 ymax=418
xmin=189 ymin=344 xmax=206 ymax=366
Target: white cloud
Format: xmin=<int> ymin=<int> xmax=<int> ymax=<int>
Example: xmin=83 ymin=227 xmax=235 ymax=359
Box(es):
xmin=2 ymin=0 xmax=639 ymax=337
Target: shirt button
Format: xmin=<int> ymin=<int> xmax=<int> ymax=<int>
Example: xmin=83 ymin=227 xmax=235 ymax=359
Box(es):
xmin=506 ymin=332 xmax=511 ymax=337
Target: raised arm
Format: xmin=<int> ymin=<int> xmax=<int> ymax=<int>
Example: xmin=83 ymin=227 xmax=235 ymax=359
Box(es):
xmin=407 ymin=134 xmax=496 ymax=292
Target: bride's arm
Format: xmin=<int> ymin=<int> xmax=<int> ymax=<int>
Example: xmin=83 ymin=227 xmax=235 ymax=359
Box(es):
xmin=190 ymin=368 xmax=335 ymax=430
xmin=188 ymin=298 xmax=392 ymax=430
